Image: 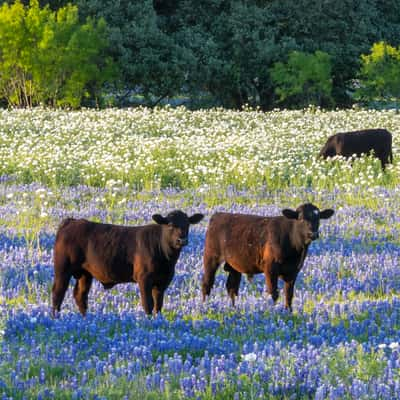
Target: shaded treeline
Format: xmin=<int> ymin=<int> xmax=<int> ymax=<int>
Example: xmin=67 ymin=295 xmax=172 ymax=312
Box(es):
xmin=1 ymin=0 xmax=400 ymax=109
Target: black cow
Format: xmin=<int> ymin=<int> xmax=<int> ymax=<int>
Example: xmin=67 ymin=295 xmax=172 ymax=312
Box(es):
xmin=202 ymin=204 xmax=334 ymax=311
xmin=319 ymin=128 xmax=393 ymax=169
xmin=52 ymin=210 xmax=204 ymax=316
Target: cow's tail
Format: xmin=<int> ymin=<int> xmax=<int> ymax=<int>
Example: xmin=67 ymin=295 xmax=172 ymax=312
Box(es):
xmin=390 ymin=149 xmax=393 ymax=164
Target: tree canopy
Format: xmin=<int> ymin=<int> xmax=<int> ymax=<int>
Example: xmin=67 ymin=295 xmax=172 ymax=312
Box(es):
xmin=0 ymin=0 xmax=111 ymax=107
xmin=356 ymin=42 xmax=400 ymax=107
xmin=0 ymin=0 xmax=399 ymax=109
xmin=270 ymin=51 xmax=333 ymax=108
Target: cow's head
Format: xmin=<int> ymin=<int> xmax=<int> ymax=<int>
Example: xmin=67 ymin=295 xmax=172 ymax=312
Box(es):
xmin=282 ymin=203 xmax=334 ymax=243
xmin=152 ymin=210 xmax=204 ymax=249
xmin=319 ymin=136 xmax=337 ymax=159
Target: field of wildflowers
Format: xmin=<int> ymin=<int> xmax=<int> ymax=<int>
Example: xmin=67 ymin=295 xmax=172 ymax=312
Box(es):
xmin=1 ymin=107 xmax=400 ymax=191
xmin=1 ymin=108 xmax=400 ymax=399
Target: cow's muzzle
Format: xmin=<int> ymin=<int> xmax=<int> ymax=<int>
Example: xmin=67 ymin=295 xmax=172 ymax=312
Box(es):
xmin=311 ymin=231 xmax=319 ymax=240
xmin=177 ymin=237 xmax=188 ymax=247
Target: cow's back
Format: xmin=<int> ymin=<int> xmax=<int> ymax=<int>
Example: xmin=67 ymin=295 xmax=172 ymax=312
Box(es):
xmin=55 ymin=218 xmax=93 ymax=261
xmin=340 ymin=129 xmax=392 ymax=157
xmin=206 ymin=211 xmax=265 ymax=241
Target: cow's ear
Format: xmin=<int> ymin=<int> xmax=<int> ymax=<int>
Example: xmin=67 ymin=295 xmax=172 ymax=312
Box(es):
xmin=282 ymin=209 xmax=298 ymax=219
xmin=189 ymin=213 xmax=204 ymax=224
xmin=319 ymin=209 xmax=334 ymax=219
xmin=152 ymin=214 xmax=168 ymax=225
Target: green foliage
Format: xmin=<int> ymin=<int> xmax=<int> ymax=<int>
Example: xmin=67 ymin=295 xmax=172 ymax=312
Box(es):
xmin=0 ymin=0 xmax=112 ymax=108
xmin=0 ymin=0 xmax=400 ymax=109
xmin=270 ymin=50 xmax=333 ymax=108
xmin=265 ymin=0 xmax=384 ymax=106
xmin=77 ymin=0 xmax=190 ymax=106
xmin=165 ymin=0 xmax=392 ymax=109
xmin=0 ymin=0 xmax=35 ymax=106
xmin=173 ymin=1 xmax=284 ymax=109
xmin=0 ymin=0 xmax=70 ymax=9
xmin=356 ymin=42 xmax=400 ymax=106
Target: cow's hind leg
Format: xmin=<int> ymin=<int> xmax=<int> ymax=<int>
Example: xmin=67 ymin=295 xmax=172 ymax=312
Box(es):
xmin=225 ymin=264 xmax=241 ymax=306
xmin=73 ymin=271 xmax=93 ymax=316
xmin=52 ymin=262 xmax=72 ymax=318
xmin=378 ymin=148 xmax=391 ymax=170
xmin=381 ymin=152 xmax=392 ymax=170
xmin=202 ymin=253 xmax=221 ymax=301
xmin=379 ymin=155 xmax=386 ymax=170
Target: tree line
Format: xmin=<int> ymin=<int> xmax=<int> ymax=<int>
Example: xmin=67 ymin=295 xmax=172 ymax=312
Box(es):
xmin=1 ymin=0 xmax=400 ymax=109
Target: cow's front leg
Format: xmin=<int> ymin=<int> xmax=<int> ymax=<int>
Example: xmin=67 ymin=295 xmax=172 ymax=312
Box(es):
xmin=52 ymin=270 xmax=72 ymax=318
xmin=202 ymin=254 xmax=220 ymax=301
xmin=283 ymin=277 xmax=297 ymax=312
xmin=152 ymin=287 xmax=165 ymax=314
xmin=226 ymin=266 xmax=242 ymax=307
xmin=264 ymin=263 xmax=279 ymax=304
xmin=138 ymin=277 xmax=154 ymax=315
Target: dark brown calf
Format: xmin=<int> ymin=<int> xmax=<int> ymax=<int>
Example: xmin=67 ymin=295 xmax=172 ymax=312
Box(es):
xmin=52 ymin=210 xmax=203 ymax=317
xmin=202 ymin=204 xmax=334 ymax=311
xmin=319 ymin=128 xmax=393 ymax=169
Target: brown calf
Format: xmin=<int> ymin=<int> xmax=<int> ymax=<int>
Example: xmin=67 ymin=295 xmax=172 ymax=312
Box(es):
xmin=52 ymin=210 xmax=204 ymax=316
xmin=202 ymin=204 xmax=334 ymax=311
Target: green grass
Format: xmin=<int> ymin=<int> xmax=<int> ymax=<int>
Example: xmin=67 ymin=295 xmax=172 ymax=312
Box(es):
xmin=326 ymin=345 xmax=386 ymax=385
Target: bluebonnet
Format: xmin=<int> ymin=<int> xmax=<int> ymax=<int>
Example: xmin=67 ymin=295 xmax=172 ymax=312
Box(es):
xmin=1 ymin=184 xmax=400 ymax=398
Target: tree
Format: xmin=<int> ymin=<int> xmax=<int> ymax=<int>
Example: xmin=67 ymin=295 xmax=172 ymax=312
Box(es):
xmin=355 ymin=41 xmax=400 ymax=106
xmin=173 ymin=1 xmax=287 ymax=109
xmin=264 ymin=0 xmax=385 ymax=107
xmin=270 ymin=50 xmax=333 ymax=108
xmin=77 ymin=0 xmax=190 ymax=106
xmin=35 ymin=4 xmax=113 ymax=107
xmin=0 ymin=0 xmax=71 ymax=9
xmin=75 ymin=0 xmax=400 ymax=110
xmin=167 ymin=0 xmax=386 ymax=109
xmin=0 ymin=0 xmax=112 ymax=108
xmin=0 ymin=0 xmax=38 ymax=106
xmin=2 ymin=0 xmax=399 ymax=109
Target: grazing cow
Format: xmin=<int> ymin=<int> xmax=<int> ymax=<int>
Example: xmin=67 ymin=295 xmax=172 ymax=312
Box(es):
xmin=202 ymin=204 xmax=334 ymax=311
xmin=52 ymin=210 xmax=204 ymax=317
xmin=319 ymin=128 xmax=393 ymax=169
